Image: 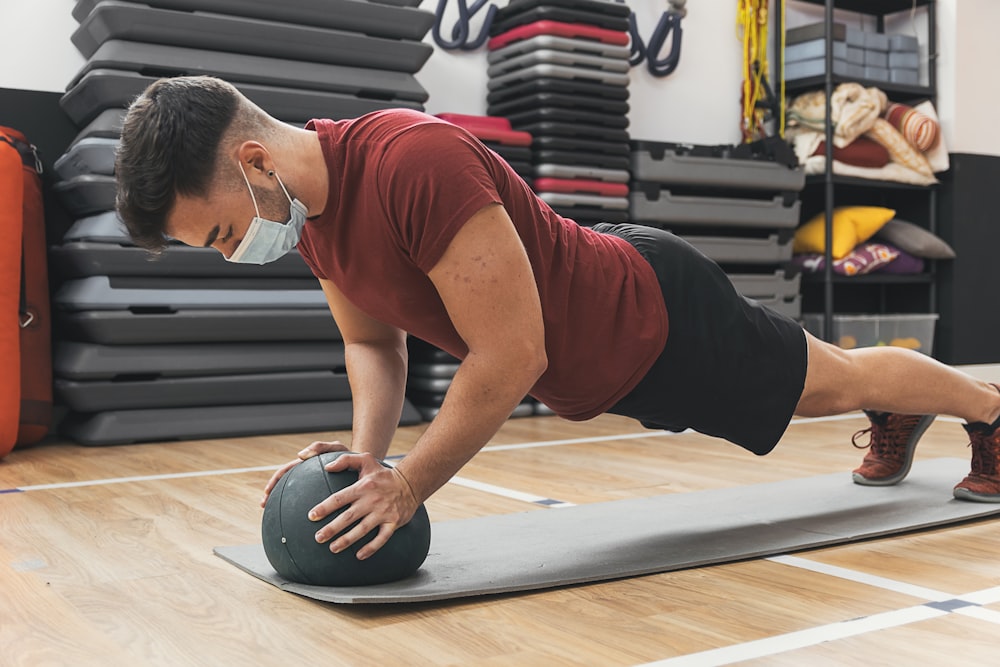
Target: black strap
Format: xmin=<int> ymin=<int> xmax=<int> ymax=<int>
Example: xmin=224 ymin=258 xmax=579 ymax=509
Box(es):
xmin=0 ymin=134 xmax=38 ymax=170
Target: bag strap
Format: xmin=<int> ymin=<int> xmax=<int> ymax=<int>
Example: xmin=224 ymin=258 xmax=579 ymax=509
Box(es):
xmin=0 ymin=134 xmax=42 ymax=173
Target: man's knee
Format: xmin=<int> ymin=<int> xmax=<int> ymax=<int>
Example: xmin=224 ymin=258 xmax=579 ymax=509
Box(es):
xmin=796 ymin=335 xmax=860 ymax=417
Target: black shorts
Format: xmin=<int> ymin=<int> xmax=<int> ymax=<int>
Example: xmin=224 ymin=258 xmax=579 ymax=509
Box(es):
xmin=594 ymin=223 xmax=808 ymax=455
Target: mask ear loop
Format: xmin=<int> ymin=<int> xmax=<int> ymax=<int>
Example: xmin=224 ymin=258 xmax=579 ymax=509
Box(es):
xmin=238 ymin=162 xmax=262 ymax=218
xmin=272 ymin=170 xmax=294 ymax=206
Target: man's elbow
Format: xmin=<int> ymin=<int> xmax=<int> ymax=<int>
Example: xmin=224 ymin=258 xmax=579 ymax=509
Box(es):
xmin=520 ymin=342 xmax=548 ymax=386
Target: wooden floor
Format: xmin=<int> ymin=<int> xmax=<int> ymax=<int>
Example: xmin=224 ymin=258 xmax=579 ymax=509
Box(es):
xmin=4 ymin=368 xmax=1000 ymax=666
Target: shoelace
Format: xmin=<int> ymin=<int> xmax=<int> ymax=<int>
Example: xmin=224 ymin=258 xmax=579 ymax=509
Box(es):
xmin=851 ymin=414 xmax=921 ymax=457
xmin=969 ymin=430 xmax=1000 ymax=476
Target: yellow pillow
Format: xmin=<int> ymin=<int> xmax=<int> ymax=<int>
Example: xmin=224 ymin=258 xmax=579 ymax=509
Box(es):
xmin=793 ymin=206 xmax=896 ymax=259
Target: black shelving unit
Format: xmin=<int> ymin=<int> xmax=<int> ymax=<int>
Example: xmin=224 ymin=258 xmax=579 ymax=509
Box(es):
xmin=779 ymin=0 xmax=939 ymax=345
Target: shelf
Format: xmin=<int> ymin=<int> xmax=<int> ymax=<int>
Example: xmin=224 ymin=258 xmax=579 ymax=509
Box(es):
xmin=785 ymin=75 xmax=934 ymax=101
xmin=801 ymin=273 xmax=934 ymax=285
xmin=790 ymin=0 xmax=931 ymax=15
xmin=803 ymin=175 xmax=938 ymax=191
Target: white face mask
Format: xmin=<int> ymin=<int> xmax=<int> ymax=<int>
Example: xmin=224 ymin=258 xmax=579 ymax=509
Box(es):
xmin=227 ymin=163 xmax=308 ymax=265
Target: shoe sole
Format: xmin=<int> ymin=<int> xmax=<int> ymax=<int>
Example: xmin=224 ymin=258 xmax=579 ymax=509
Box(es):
xmin=852 ymin=414 xmax=937 ymax=487
xmin=953 ymin=486 xmax=1000 ymax=503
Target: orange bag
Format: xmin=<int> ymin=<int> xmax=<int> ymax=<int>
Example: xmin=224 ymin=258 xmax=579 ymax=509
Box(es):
xmin=0 ymin=127 xmax=51 ymax=457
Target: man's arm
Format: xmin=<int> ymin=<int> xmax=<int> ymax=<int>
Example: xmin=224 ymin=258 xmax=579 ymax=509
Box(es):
xmin=319 ymin=278 xmax=408 ymax=460
xmin=312 ymin=202 xmax=548 ymax=558
xmin=260 ymin=278 xmax=408 ymax=505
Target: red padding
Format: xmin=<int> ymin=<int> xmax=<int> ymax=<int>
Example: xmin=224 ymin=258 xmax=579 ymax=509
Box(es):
xmin=0 ymin=129 xmax=25 ymax=457
xmin=533 ymin=177 xmax=629 ymax=197
xmin=488 ymin=20 xmax=630 ymax=51
xmin=435 ymin=114 xmax=533 ymax=147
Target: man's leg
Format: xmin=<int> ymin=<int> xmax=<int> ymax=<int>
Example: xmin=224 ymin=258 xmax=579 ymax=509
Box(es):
xmin=795 ymin=332 xmax=1000 ymax=422
xmin=796 ymin=332 xmax=1000 ymax=500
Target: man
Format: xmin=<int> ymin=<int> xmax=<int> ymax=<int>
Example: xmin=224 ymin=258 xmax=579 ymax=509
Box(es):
xmin=115 ymin=76 xmax=1000 ymax=562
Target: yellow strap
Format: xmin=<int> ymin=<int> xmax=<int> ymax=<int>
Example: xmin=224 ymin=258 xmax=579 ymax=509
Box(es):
xmin=736 ymin=0 xmax=771 ymax=142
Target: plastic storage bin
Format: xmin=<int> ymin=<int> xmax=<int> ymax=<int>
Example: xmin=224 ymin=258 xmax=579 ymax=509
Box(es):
xmin=801 ymin=313 xmax=939 ymax=355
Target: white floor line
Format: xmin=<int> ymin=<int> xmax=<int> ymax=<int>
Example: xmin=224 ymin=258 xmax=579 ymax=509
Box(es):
xmin=448 ymin=476 xmax=576 ymax=507
xmin=634 ymin=555 xmax=1000 ymax=666
xmin=15 ymin=465 xmax=279 ymax=492
xmin=0 ymin=410 xmax=921 ymax=495
xmin=479 ymin=429 xmax=686 ymax=453
xmin=634 ymin=604 xmax=947 ymax=667
xmin=767 ymin=555 xmax=955 ymax=601
xmin=955 ymin=585 xmax=1000 ymax=605
xmin=955 ymin=606 xmax=1000 ymax=625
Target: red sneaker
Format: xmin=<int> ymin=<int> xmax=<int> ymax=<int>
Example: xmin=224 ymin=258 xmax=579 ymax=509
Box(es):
xmin=953 ymin=421 xmax=1000 ymax=502
xmin=852 ymin=411 xmax=937 ymax=486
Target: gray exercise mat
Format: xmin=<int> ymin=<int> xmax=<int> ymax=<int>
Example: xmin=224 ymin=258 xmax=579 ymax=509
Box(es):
xmin=214 ymin=458 xmax=1000 ymax=604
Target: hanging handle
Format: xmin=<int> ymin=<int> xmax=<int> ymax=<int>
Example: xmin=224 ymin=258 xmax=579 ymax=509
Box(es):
xmin=432 ymin=0 xmax=497 ymax=51
xmin=645 ymin=0 xmax=686 ymax=77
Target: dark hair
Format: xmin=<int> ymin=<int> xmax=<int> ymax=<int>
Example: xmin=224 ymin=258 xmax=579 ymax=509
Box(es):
xmin=115 ymin=76 xmax=241 ymax=253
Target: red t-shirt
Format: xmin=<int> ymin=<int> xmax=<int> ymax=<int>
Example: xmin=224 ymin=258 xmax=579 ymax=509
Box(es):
xmin=297 ymin=109 xmax=668 ymax=421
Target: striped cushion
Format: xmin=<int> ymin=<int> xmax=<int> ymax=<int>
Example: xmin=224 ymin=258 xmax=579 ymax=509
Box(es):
xmin=884 ymin=102 xmax=939 ymax=151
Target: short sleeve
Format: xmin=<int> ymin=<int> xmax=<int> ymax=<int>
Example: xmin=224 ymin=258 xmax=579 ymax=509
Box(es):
xmin=375 ymin=122 xmax=504 ymax=273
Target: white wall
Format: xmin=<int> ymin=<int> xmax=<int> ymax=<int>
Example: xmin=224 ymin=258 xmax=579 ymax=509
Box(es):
xmin=945 ymin=0 xmax=1000 ymax=156
xmin=2 ymin=0 xmax=85 ymax=93
xmin=1 ymin=0 xmax=995 ymax=155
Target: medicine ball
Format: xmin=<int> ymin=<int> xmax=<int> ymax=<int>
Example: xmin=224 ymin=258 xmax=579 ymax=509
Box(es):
xmin=261 ymin=451 xmax=431 ymax=586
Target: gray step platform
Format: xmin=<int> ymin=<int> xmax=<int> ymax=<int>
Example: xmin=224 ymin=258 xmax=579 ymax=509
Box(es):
xmin=60 ymin=401 xmax=353 ymax=445
xmin=753 ymin=294 xmax=802 ymax=320
xmin=413 ymin=402 xmax=535 ymax=422
xmin=54 ymin=137 xmax=117 ymax=179
xmin=72 ymin=0 xmax=435 ymax=41
xmin=629 ymin=189 xmax=801 ymax=229
xmin=49 ymin=241 xmax=315 ymax=279
xmin=69 ymin=40 xmax=429 ymax=104
xmin=54 ymin=340 xmax=345 ymax=381
xmin=729 ymin=270 xmax=801 ymax=301
xmin=73 ymin=2 xmax=433 ymax=73
xmin=55 ymin=369 xmax=351 ymax=412
xmin=72 ymin=108 xmax=124 ymax=144
xmin=407 ymin=376 xmax=453 ymax=393
xmin=409 ymin=363 xmax=460 ymax=379
xmin=64 ymin=210 xmax=128 ymax=242
xmin=58 ymin=211 xmax=315 ymax=277
xmin=60 ymin=399 xmax=423 ymax=446
xmin=53 ymin=174 xmax=115 ymax=217
xmin=61 ymin=69 xmax=422 ymax=127
xmin=55 ymin=309 xmax=341 ymax=345
xmin=487 ymin=63 xmax=630 ymax=90
xmin=680 ymin=233 xmax=794 ymax=265
xmin=54 ymin=276 xmax=327 ymax=312
xmin=538 ymin=192 xmax=629 ymax=211
xmin=630 ymin=141 xmax=805 ymax=192
xmin=488 ymin=35 xmax=632 ymax=63
xmin=487 ymin=49 xmax=630 ymax=79
xmin=534 ymin=163 xmax=630 ymax=184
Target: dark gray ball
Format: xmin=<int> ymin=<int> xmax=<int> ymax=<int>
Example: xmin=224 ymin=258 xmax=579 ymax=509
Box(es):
xmin=261 ymin=451 xmax=431 ymax=586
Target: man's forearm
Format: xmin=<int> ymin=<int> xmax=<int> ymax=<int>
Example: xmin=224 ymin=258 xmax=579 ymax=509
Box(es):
xmin=344 ymin=340 xmax=408 ymax=459
xmin=394 ymin=349 xmax=546 ymax=504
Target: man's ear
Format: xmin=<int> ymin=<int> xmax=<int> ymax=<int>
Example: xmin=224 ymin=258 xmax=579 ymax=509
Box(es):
xmin=236 ymin=141 xmax=272 ymax=176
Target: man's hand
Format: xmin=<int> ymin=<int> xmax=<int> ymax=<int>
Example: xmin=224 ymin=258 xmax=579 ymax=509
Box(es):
xmin=309 ymin=452 xmax=420 ymax=560
xmin=260 ymin=440 xmax=348 ymax=507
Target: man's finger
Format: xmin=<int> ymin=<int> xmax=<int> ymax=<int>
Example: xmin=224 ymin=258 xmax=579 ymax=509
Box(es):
xmin=355 ymin=523 xmax=397 ymax=560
